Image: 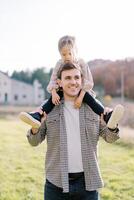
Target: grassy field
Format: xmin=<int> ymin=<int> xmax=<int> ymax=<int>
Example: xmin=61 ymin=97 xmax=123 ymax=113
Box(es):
xmin=0 ymin=118 xmax=134 ymax=200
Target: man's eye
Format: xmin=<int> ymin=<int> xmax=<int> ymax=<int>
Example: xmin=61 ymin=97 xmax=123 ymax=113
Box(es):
xmin=65 ymin=77 xmax=70 ymax=80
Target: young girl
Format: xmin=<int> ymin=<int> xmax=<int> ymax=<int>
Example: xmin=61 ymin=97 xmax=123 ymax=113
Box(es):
xmin=19 ymin=35 xmax=124 ymax=129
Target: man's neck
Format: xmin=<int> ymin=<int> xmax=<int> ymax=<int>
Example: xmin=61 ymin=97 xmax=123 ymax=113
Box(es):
xmin=63 ymin=95 xmax=77 ymax=102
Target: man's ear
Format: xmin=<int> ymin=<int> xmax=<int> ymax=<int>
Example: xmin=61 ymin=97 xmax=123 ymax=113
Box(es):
xmin=57 ymin=79 xmax=62 ymax=87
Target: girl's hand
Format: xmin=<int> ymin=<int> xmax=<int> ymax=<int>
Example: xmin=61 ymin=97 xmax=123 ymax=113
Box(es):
xmin=74 ymin=96 xmax=83 ymax=108
xmin=52 ymin=92 xmax=60 ymax=105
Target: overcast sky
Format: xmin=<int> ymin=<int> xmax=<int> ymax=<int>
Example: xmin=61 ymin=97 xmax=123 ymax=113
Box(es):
xmin=0 ymin=0 xmax=134 ymax=74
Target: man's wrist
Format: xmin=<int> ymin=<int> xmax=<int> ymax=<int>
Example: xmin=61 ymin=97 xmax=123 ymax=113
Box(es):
xmin=108 ymin=126 xmax=119 ymax=133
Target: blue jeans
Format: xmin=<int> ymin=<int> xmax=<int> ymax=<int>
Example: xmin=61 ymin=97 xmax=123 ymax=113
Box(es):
xmin=44 ymin=175 xmax=100 ymax=200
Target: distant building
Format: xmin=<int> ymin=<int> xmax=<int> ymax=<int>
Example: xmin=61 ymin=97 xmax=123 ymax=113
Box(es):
xmin=0 ymin=70 xmax=45 ymax=105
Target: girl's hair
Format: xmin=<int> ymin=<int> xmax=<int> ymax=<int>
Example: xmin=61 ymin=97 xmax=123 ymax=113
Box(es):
xmin=58 ymin=35 xmax=77 ymax=52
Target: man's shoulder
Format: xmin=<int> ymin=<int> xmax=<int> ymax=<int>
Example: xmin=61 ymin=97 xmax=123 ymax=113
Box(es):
xmin=46 ymin=105 xmax=61 ymax=120
xmin=83 ymin=103 xmax=99 ymax=120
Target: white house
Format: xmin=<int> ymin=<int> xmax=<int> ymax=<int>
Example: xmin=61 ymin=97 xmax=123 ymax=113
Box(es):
xmin=0 ymin=70 xmax=45 ymax=106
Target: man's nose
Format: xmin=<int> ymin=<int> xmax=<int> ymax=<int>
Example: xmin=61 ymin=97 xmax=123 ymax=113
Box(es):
xmin=70 ymin=79 xmax=76 ymax=84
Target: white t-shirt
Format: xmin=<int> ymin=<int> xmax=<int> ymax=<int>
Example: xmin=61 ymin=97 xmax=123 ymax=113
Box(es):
xmin=64 ymin=101 xmax=83 ymax=173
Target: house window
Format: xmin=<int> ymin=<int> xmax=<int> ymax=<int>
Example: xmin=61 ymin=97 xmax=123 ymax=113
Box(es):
xmin=22 ymin=95 xmax=26 ymax=98
xmin=14 ymin=95 xmax=18 ymax=101
xmin=5 ymin=93 xmax=8 ymax=102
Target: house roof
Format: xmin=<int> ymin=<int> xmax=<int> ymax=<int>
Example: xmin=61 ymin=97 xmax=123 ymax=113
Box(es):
xmin=0 ymin=70 xmax=33 ymax=86
xmin=0 ymin=70 xmax=9 ymax=77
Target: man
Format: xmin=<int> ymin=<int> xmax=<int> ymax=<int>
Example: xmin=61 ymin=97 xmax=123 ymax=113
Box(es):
xmin=27 ymin=62 xmax=120 ymax=200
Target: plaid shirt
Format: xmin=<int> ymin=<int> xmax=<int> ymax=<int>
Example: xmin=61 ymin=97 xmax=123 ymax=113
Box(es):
xmin=27 ymin=102 xmax=119 ymax=193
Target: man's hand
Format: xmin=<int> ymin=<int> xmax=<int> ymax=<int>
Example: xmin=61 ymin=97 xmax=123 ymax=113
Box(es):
xmin=31 ymin=112 xmax=47 ymax=134
xmin=100 ymin=113 xmax=106 ymax=126
xmin=31 ymin=128 xmax=39 ymax=135
xmin=103 ymin=107 xmax=113 ymax=115
xmin=41 ymin=112 xmax=47 ymax=122
xmin=100 ymin=107 xmax=113 ymax=126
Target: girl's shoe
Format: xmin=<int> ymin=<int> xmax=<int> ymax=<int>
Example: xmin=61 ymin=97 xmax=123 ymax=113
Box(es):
xmin=19 ymin=112 xmax=41 ymax=128
xmin=107 ymin=104 xmax=124 ymax=129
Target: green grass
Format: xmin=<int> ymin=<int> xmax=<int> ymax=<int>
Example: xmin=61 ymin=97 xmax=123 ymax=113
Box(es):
xmin=0 ymin=118 xmax=134 ymax=200
xmin=0 ymin=119 xmax=45 ymax=200
xmin=99 ymin=140 xmax=134 ymax=200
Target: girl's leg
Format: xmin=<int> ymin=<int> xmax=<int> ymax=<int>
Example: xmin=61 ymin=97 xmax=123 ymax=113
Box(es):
xmin=41 ymin=90 xmax=63 ymax=114
xmin=83 ymin=92 xmax=104 ymax=116
xmin=83 ymin=92 xmax=124 ymax=128
xmin=19 ymin=90 xmax=63 ymax=128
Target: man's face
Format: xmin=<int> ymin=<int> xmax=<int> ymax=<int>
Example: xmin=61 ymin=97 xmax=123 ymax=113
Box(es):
xmin=60 ymin=45 xmax=76 ymax=62
xmin=58 ymin=68 xmax=82 ymax=100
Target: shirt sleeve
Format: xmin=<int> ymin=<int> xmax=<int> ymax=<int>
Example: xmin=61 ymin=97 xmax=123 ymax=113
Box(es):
xmin=47 ymin=60 xmax=62 ymax=93
xmin=99 ymin=122 xmax=120 ymax=143
xmin=78 ymin=58 xmax=94 ymax=91
xmin=27 ymin=121 xmax=47 ymax=146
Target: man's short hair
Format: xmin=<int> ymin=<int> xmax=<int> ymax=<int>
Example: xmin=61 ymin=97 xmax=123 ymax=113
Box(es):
xmin=57 ymin=62 xmax=82 ymax=79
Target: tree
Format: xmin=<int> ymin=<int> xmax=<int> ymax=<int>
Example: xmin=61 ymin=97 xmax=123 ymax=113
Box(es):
xmin=31 ymin=67 xmax=51 ymax=98
xmin=11 ymin=70 xmax=32 ymax=84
